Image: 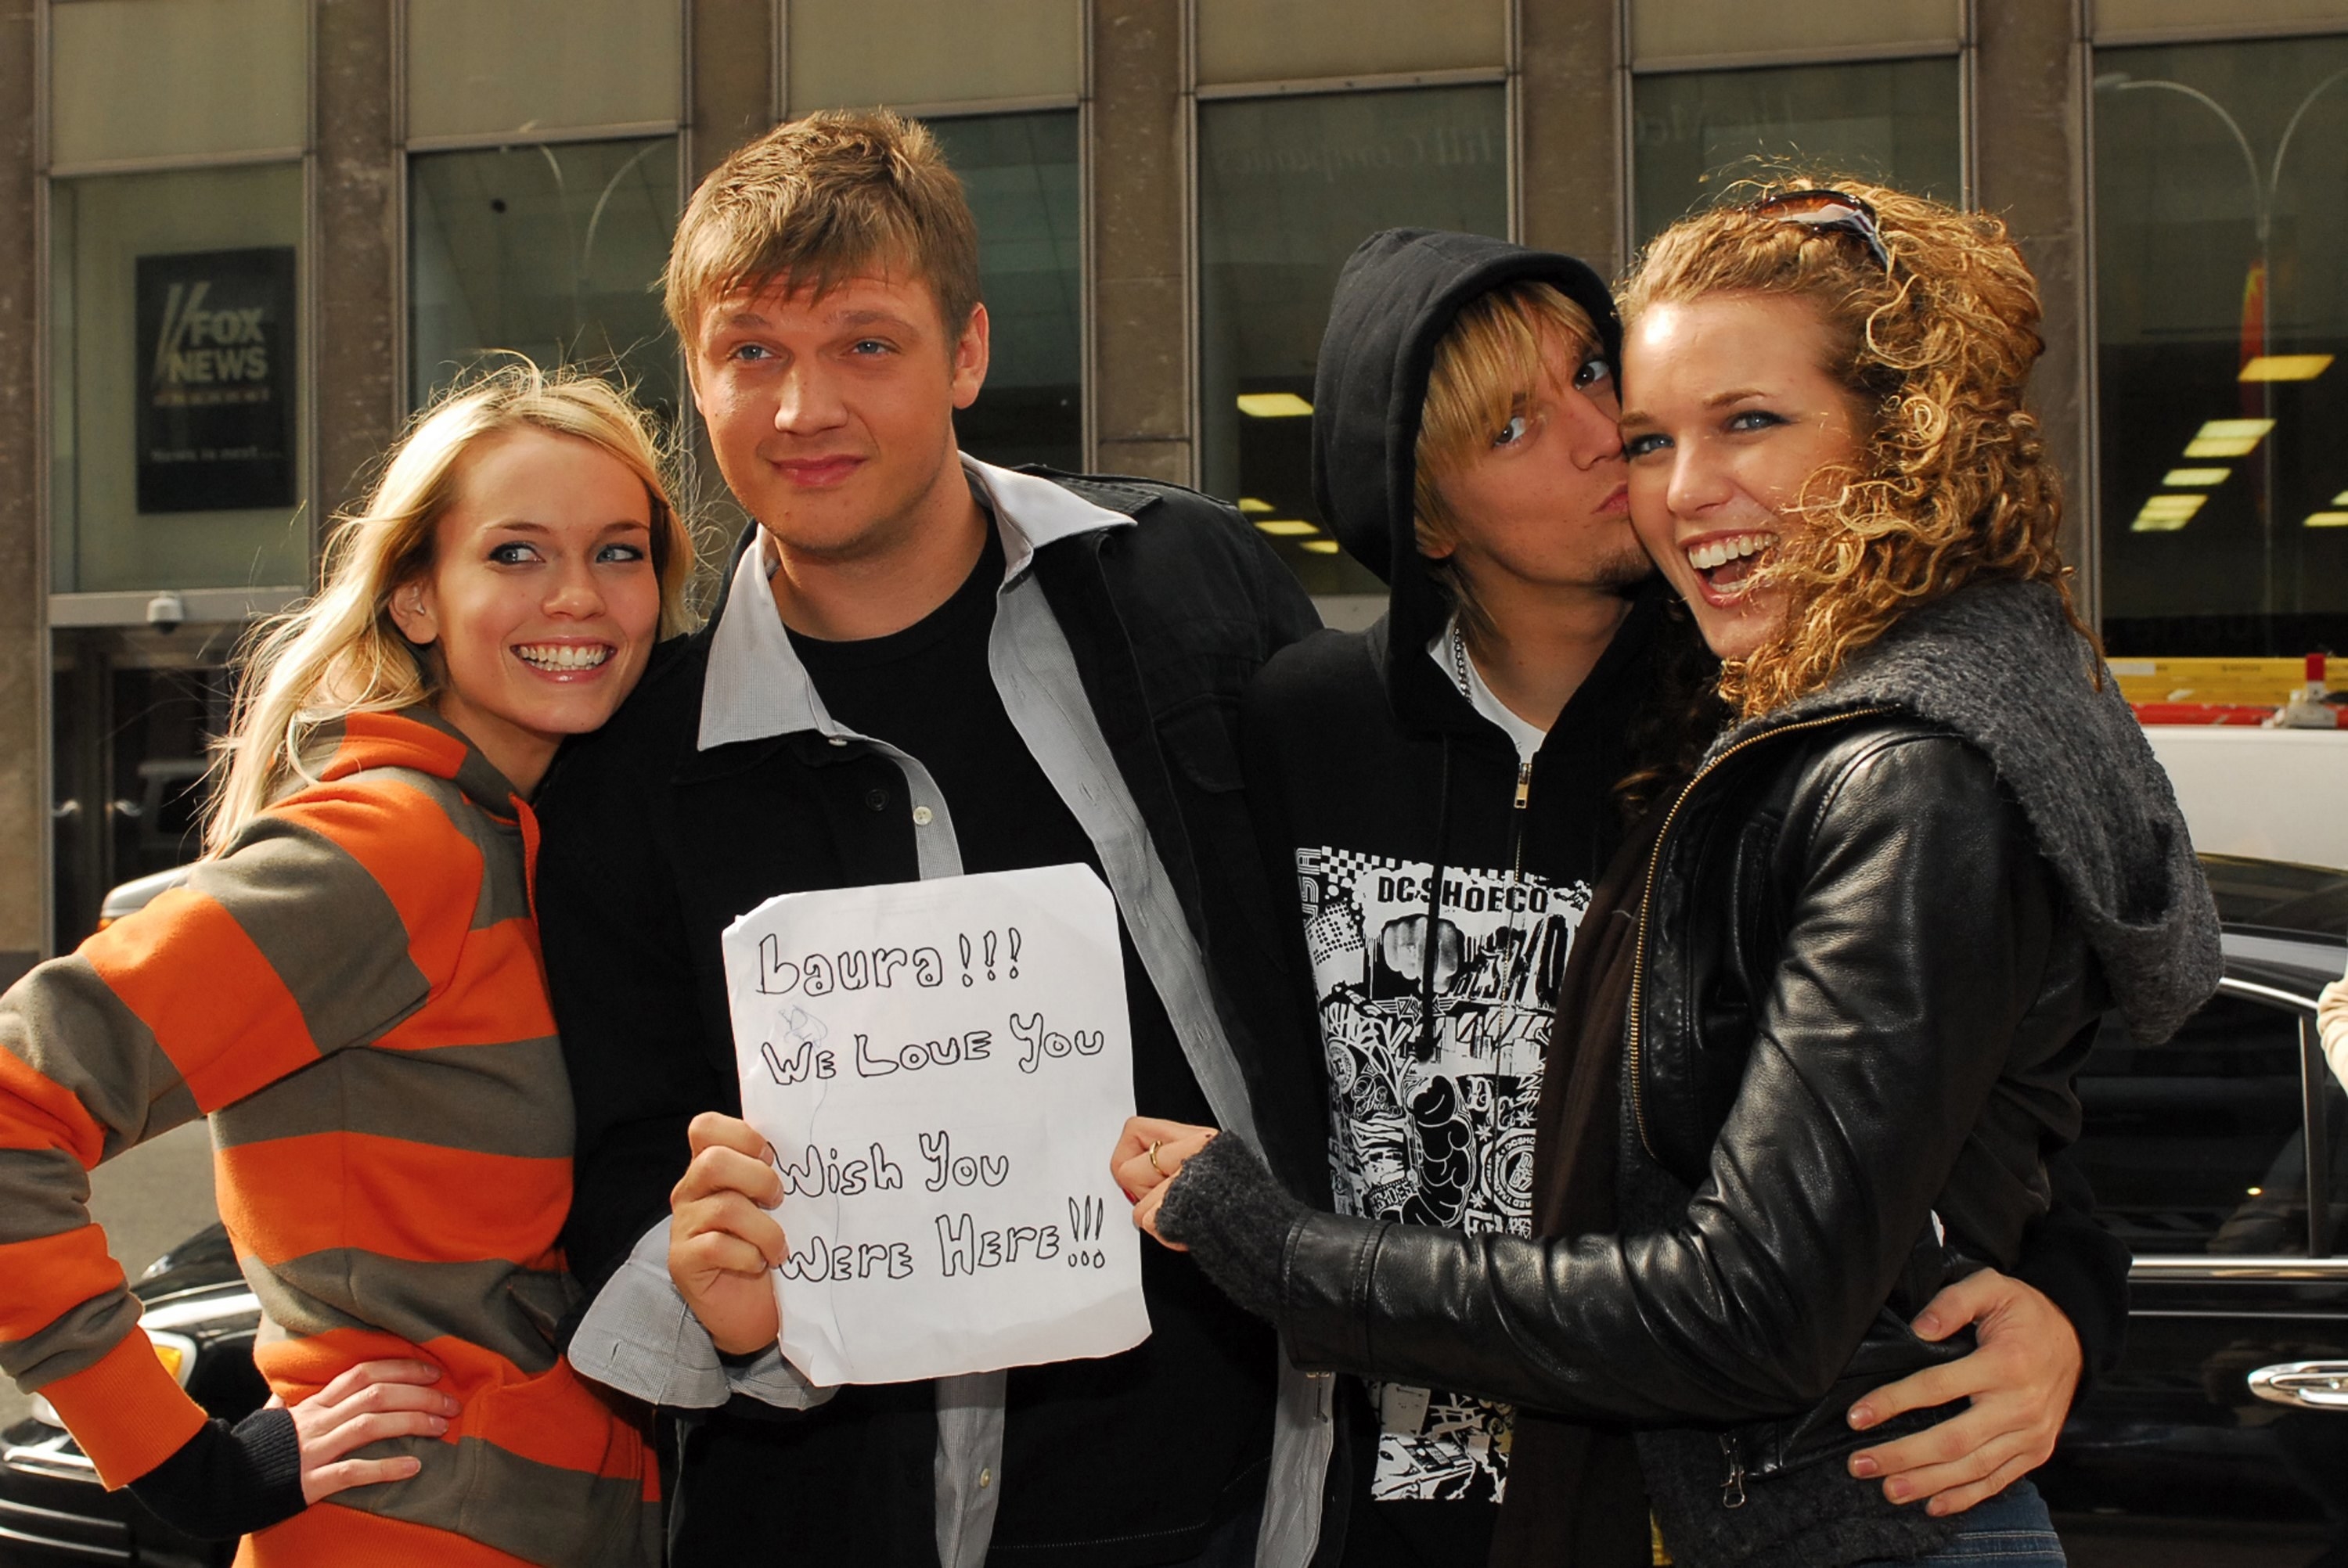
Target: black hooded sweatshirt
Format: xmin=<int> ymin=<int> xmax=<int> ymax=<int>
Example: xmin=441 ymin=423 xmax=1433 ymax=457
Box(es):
xmin=1237 ymin=230 xmax=2130 ymax=1567
xmin=1239 ymin=231 xmax=1661 ymax=1563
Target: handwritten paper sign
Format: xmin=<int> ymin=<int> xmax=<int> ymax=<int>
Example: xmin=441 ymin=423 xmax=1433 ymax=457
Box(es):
xmin=720 ymin=862 xmax=1151 ymax=1386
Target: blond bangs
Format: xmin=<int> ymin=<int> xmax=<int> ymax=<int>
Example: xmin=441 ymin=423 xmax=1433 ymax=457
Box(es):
xmin=1410 ymin=282 xmax=1600 ymax=637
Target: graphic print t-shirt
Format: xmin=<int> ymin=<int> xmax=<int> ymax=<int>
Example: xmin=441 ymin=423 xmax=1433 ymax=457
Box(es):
xmin=1296 ymin=844 xmax=1590 ymax=1503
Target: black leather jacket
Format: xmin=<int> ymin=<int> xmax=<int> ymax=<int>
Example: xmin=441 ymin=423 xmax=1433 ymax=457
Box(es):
xmin=1271 ymin=710 xmax=2104 ymax=1451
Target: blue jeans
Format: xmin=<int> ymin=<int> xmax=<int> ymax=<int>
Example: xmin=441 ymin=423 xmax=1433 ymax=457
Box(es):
xmin=1852 ymin=1479 xmax=2065 ymax=1566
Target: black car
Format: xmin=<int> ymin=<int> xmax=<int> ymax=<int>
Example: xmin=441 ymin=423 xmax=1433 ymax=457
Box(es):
xmin=4 ymin=857 xmax=2345 ymax=1565
xmin=2041 ymin=854 xmax=2348 ymax=1568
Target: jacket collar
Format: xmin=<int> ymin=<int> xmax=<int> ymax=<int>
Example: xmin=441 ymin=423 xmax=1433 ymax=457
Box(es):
xmin=697 ymin=455 xmax=1135 ymax=752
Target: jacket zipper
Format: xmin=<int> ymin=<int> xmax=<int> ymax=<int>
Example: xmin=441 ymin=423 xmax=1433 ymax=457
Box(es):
xmin=1624 ymin=708 xmax=1896 ymax=1159
xmin=1720 ymin=1433 xmax=1748 ymax=1509
xmin=1507 ymin=757 xmax=1532 ymax=878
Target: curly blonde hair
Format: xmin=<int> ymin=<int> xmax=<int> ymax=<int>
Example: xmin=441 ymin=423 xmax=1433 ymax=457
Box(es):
xmin=1620 ymin=175 xmax=2091 ymax=717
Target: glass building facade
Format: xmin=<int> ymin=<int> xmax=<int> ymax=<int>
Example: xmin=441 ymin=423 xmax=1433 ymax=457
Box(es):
xmin=10 ymin=0 xmax=2348 ymax=962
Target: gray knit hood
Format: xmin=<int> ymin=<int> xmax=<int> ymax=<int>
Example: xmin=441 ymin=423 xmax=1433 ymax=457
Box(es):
xmin=1710 ymin=578 xmax=2221 ymax=1045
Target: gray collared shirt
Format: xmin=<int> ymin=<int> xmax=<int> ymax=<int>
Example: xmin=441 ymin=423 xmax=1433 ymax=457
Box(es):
xmin=568 ymin=456 xmax=1331 ymax=1568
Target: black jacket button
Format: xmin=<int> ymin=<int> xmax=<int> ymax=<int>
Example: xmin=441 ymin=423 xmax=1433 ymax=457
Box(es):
xmin=865 ymin=786 xmax=889 ymax=811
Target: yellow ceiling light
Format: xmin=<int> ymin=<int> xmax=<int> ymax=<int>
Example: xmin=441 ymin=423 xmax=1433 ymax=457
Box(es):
xmin=2334 ymin=490 xmax=2348 ymax=505
xmin=2131 ymin=494 xmax=2207 ymax=532
xmin=2306 ymin=512 xmax=2348 ymax=528
xmin=1237 ymin=392 xmax=1314 ymax=418
xmin=1300 ymin=539 xmax=1341 ymax=554
xmin=1254 ymin=519 xmax=1319 ymax=537
xmin=1237 ymin=497 xmax=1273 ymax=514
xmin=2239 ymin=354 xmax=2333 ymax=382
xmin=2184 ymin=418 xmax=2275 ymax=459
xmin=2162 ymin=468 xmax=2229 ymax=487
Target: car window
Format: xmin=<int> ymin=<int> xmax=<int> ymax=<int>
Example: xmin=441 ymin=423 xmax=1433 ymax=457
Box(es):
xmin=2317 ymin=1056 xmax=2346 ymax=1257
xmin=2073 ymin=992 xmax=2321 ymax=1257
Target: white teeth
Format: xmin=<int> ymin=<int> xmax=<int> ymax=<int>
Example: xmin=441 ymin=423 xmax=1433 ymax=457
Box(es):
xmin=516 ymin=643 xmax=611 ymax=671
xmin=1686 ymin=532 xmax=1774 ymax=572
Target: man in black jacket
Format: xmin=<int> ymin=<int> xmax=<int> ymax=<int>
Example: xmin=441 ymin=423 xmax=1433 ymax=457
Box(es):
xmin=535 ymin=110 xmax=1339 ymax=1566
xmin=1229 ymin=229 xmax=2130 ymax=1566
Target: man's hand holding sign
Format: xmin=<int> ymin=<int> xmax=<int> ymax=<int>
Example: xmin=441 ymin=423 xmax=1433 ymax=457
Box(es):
xmin=676 ymin=863 xmax=1151 ymax=1383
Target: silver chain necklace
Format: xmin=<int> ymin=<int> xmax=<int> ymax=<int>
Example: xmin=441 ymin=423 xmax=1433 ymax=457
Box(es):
xmin=1446 ymin=618 xmax=1476 ymax=702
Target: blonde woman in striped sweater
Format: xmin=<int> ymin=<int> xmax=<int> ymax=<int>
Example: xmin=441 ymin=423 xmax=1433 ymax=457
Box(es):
xmin=0 ymin=364 xmax=692 ymax=1566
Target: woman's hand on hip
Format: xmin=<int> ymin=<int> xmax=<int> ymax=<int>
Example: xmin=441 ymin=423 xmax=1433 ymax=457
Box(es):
xmin=669 ymin=1110 xmax=787 ymax=1355
xmin=279 ymin=1359 xmax=459 ymax=1503
xmin=1844 ymin=1268 xmax=2083 ymax=1516
xmin=1111 ymin=1116 xmax=1219 ymax=1248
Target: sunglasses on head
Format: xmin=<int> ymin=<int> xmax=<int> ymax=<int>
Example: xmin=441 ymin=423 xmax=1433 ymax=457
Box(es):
xmin=1747 ymin=188 xmax=1893 ymax=273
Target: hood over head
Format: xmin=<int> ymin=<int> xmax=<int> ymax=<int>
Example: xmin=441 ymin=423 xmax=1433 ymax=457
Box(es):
xmin=1309 ymin=229 xmax=1622 ymax=668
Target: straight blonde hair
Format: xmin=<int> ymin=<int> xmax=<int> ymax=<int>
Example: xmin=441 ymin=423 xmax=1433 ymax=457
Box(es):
xmin=206 ymin=364 xmax=693 ymax=851
xmin=1413 ymin=282 xmax=1601 ymax=640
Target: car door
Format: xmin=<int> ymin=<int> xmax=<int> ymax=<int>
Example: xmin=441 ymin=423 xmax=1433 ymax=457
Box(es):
xmin=2040 ymin=976 xmax=2348 ymax=1568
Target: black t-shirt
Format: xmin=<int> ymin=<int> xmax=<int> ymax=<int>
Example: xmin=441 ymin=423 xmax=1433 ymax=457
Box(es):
xmin=788 ymin=523 xmax=1276 ymax=1559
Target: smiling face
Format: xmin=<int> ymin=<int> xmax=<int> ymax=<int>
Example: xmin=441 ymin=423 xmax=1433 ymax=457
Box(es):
xmin=1423 ymin=324 xmax=1645 ymax=602
xmin=389 ymin=426 xmax=661 ymax=793
xmin=688 ymin=269 xmax=988 ymax=567
xmin=1620 ymin=292 xmax=1868 ymax=661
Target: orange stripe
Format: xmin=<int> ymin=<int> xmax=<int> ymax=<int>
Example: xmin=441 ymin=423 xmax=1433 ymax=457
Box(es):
xmin=83 ymin=886 xmax=319 ymax=1110
xmin=217 ymin=1131 xmax=569 ymax=1266
xmin=254 ymin=1325 xmax=443 ymax=1401
xmin=257 ymin=1329 xmax=538 ymax=1411
xmin=376 ymin=921 xmax=554 ymax=1051
xmin=330 ymin=713 xmax=472 ymax=784
xmin=38 ymin=1329 xmax=209 ymax=1488
xmin=270 ymin=782 xmax=481 ymax=984
xmin=0 ymin=1043 xmax=106 ymax=1165
xmin=424 ymin=1347 xmax=653 ymax=1480
xmin=0 ymin=1229 xmax=126 ymax=1339
xmin=238 ymin=1500 xmax=540 ymax=1568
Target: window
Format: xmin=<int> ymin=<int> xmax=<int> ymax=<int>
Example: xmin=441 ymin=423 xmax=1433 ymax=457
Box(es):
xmin=2073 ymin=992 xmax=2333 ymax=1257
xmin=50 ymin=164 xmax=308 ymax=595
xmin=928 ymin=113 xmax=1083 ymax=473
xmin=406 ymin=0 xmax=681 ymax=142
xmin=2091 ymin=35 xmax=2348 ymax=657
xmin=787 ymin=0 xmax=1079 ymax=110
xmin=49 ymin=0 xmax=304 ymax=168
xmin=1194 ymin=0 xmax=1505 ymax=87
xmin=1197 ymin=86 xmax=1508 ymax=595
xmin=1630 ymin=59 xmax=1964 ymax=246
xmin=409 ymin=138 xmax=682 ymax=417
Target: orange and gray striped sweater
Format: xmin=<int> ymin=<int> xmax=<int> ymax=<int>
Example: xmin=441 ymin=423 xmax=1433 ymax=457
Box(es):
xmin=0 ymin=710 xmax=657 ymax=1568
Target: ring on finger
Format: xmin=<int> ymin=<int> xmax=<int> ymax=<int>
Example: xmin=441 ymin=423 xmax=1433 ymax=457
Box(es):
xmin=1147 ymin=1140 xmax=1165 ymax=1176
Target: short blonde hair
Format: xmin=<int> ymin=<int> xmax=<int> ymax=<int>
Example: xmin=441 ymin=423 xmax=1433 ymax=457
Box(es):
xmin=1413 ymin=282 xmax=1601 ymax=637
xmin=665 ymin=109 xmax=981 ymax=346
xmin=207 ymin=364 xmax=693 ymax=850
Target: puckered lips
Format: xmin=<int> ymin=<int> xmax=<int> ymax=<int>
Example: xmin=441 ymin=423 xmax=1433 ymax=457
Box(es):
xmin=513 ymin=638 xmax=618 ymax=681
xmin=1680 ymin=529 xmax=1776 ymax=608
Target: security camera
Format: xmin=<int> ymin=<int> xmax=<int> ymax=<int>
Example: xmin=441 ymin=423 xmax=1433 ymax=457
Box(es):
xmin=145 ymin=592 xmax=186 ymax=633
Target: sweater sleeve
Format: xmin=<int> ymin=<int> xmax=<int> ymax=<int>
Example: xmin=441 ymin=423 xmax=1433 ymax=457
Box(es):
xmin=0 ymin=773 xmax=479 ymax=1487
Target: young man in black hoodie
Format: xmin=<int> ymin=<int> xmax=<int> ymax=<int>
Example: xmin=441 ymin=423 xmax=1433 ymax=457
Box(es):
xmin=1236 ymin=229 xmax=2128 ymax=1565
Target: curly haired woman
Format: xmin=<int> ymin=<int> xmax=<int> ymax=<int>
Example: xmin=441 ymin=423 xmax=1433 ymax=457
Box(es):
xmin=1116 ymin=181 xmax=2221 ymax=1567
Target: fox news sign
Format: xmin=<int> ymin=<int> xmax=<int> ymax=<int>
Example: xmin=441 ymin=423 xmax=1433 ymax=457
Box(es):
xmin=135 ymin=248 xmax=297 ymax=513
